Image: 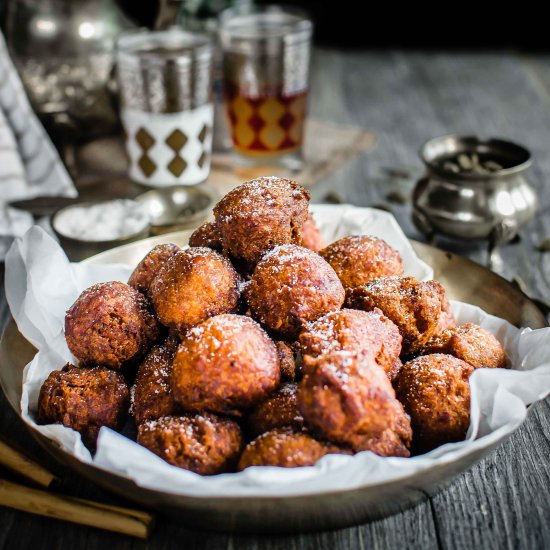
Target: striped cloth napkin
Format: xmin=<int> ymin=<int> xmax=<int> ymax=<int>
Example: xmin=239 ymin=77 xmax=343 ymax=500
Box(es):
xmin=0 ymin=31 xmax=76 ymax=259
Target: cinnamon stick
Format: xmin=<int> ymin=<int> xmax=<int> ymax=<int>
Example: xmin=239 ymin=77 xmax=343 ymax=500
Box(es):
xmin=0 ymin=437 xmax=58 ymax=488
xmin=0 ymin=478 xmax=154 ymax=538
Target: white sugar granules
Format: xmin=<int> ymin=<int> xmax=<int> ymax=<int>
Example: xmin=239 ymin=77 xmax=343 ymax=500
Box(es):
xmin=54 ymin=199 xmax=150 ymax=241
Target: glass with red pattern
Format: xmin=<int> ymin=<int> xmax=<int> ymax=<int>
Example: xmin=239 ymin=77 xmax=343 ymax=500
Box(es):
xmin=219 ymin=6 xmax=312 ymax=170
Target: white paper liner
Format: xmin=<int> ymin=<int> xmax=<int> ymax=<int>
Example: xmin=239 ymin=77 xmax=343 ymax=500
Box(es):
xmin=4 ymin=206 xmax=550 ymax=499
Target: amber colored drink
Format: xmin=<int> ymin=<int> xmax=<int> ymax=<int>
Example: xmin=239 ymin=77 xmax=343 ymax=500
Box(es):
xmin=224 ymin=83 xmax=308 ymax=155
xmin=219 ymin=7 xmax=312 ymax=167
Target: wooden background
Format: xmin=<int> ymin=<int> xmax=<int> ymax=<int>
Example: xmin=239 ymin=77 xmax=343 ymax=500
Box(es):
xmin=1 ymin=49 xmax=549 ymax=549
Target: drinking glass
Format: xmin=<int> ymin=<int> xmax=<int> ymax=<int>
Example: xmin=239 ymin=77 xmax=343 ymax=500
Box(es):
xmin=219 ymin=6 xmax=312 ymax=170
xmin=117 ymin=29 xmax=213 ymax=187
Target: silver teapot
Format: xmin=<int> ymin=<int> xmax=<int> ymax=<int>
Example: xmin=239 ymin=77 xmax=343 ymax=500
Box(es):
xmin=412 ymin=135 xmax=537 ymax=254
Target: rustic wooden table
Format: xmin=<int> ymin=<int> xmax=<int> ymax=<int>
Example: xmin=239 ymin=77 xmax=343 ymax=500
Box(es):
xmin=1 ymin=49 xmax=550 ymax=549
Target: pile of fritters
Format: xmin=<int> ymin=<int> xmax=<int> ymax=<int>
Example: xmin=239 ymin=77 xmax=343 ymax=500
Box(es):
xmin=37 ymin=176 xmax=507 ymax=474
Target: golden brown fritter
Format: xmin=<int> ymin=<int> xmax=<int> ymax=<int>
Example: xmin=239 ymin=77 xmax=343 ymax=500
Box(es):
xmin=433 ymin=294 xmax=457 ymax=337
xmin=396 ymin=354 xmax=474 ymax=453
xmin=423 ymin=323 xmax=506 ymax=370
xmin=238 ymin=428 xmax=348 ymax=470
xmin=347 ymin=275 xmax=447 ymax=356
xmin=301 ymin=213 xmax=325 ymax=252
xmin=276 ymin=341 xmax=298 ymax=382
xmin=297 ymin=353 xmax=412 ymax=453
xmin=246 ymin=383 xmax=304 ymax=438
xmin=245 ymin=245 xmax=345 ymax=340
xmin=299 ymin=308 xmax=403 ymax=381
xmin=131 ymin=335 xmax=180 ymax=425
xmin=320 ymin=235 xmax=403 ymax=289
xmin=149 ymin=247 xmax=241 ymax=334
xmin=137 ymin=414 xmax=244 ymax=475
xmin=128 ymin=243 xmax=180 ymax=296
xmin=357 ymin=428 xmax=411 ymax=458
xmin=172 ymin=314 xmax=280 ymax=416
xmin=213 ymin=177 xmax=310 ymax=265
xmin=65 ymin=281 xmax=161 ymax=369
xmin=37 ymin=364 xmax=129 ymax=450
xmin=188 ymin=221 xmax=223 ymax=252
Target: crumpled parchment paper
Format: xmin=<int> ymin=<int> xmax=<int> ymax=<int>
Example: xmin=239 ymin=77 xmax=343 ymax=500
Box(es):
xmin=5 ymin=205 xmax=550 ymax=498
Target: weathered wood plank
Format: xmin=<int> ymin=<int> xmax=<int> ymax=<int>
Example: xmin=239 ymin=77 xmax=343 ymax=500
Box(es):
xmin=226 ymin=504 xmax=438 ymax=550
xmin=431 ymin=399 xmax=550 ymax=550
xmin=310 ymin=50 xmax=550 ymax=303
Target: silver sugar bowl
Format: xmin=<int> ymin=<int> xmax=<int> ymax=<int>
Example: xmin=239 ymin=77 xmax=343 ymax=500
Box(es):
xmin=412 ymin=135 xmax=537 ymax=255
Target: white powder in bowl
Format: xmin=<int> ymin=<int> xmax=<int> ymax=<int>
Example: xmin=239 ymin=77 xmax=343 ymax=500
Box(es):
xmin=53 ymin=199 xmax=151 ymax=241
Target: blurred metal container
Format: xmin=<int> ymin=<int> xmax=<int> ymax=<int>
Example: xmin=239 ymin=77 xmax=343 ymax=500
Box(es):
xmin=412 ymin=135 xmax=537 ymax=249
xmin=4 ymin=0 xmax=134 ymax=137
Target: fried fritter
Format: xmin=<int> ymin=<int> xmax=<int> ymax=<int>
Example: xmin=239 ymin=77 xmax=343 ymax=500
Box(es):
xmin=245 ymin=245 xmax=345 ymax=340
xmin=276 ymin=341 xmax=298 ymax=382
xmin=320 ymin=235 xmax=403 ymax=289
xmin=149 ymin=247 xmax=241 ymax=334
xmin=299 ymin=308 xmax=403 ymax=381
xmin=238 ymin=428 xmax=348 ymax=470
xmin=246 ymin=383 xmax=304 ymax=438
xmin=396 ymin=354 xmax=474 ymax=453
xmin=131 ymin=335 xmax=180 ymax=425
xmin=213 ymin=177 xmax=310 ymax=265
xmin=172 ymin=314 xmax=280 ymax=415
xmin=65 ymin=281 xmax=161 ymax=369
xmin=128 ymin=243 xmax=180 ymax=296
xmin=297 ymin=353 xmax=412 ymax=453
xmin=347 ymin=275 xmax=447 ymax=356
xmin=423 ymin=323 xmax=506 ymax=370
xmin=434 ymin=294 xmax=457 ymax=336
xmin=301 ymin=213 xmax=325 ymax=252
xmin=137 ymin=413 xmax=244 ymax=475
xmin=357 ymin=427 xmax=411 ymax=458
xmin=188 ymin=221 xmax=223 ymax=252
xmin=37 ymin=364 xmax=129 ymax=450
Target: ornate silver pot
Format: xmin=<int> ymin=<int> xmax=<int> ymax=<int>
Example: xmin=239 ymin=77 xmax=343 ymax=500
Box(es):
xmin=412 ymin=135 xmax=537 ymax=248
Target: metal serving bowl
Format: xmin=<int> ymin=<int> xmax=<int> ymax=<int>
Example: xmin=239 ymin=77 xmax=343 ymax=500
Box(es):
xmin=0 ymin=230 xmax=546 ymax=534
xmin=412 ymin=135 xmax=537 ymax=247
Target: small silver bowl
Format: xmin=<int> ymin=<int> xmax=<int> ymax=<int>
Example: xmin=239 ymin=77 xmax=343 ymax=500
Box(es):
xmin=51 ymin=186 xmax=217 ymax=261
xmin=135 ymin=185 xmax=218 ymax=235
xmin=412 ymin=135 xmax=537 ymax=247
xmin=52 ymin=200 xmax=151 ymax=262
